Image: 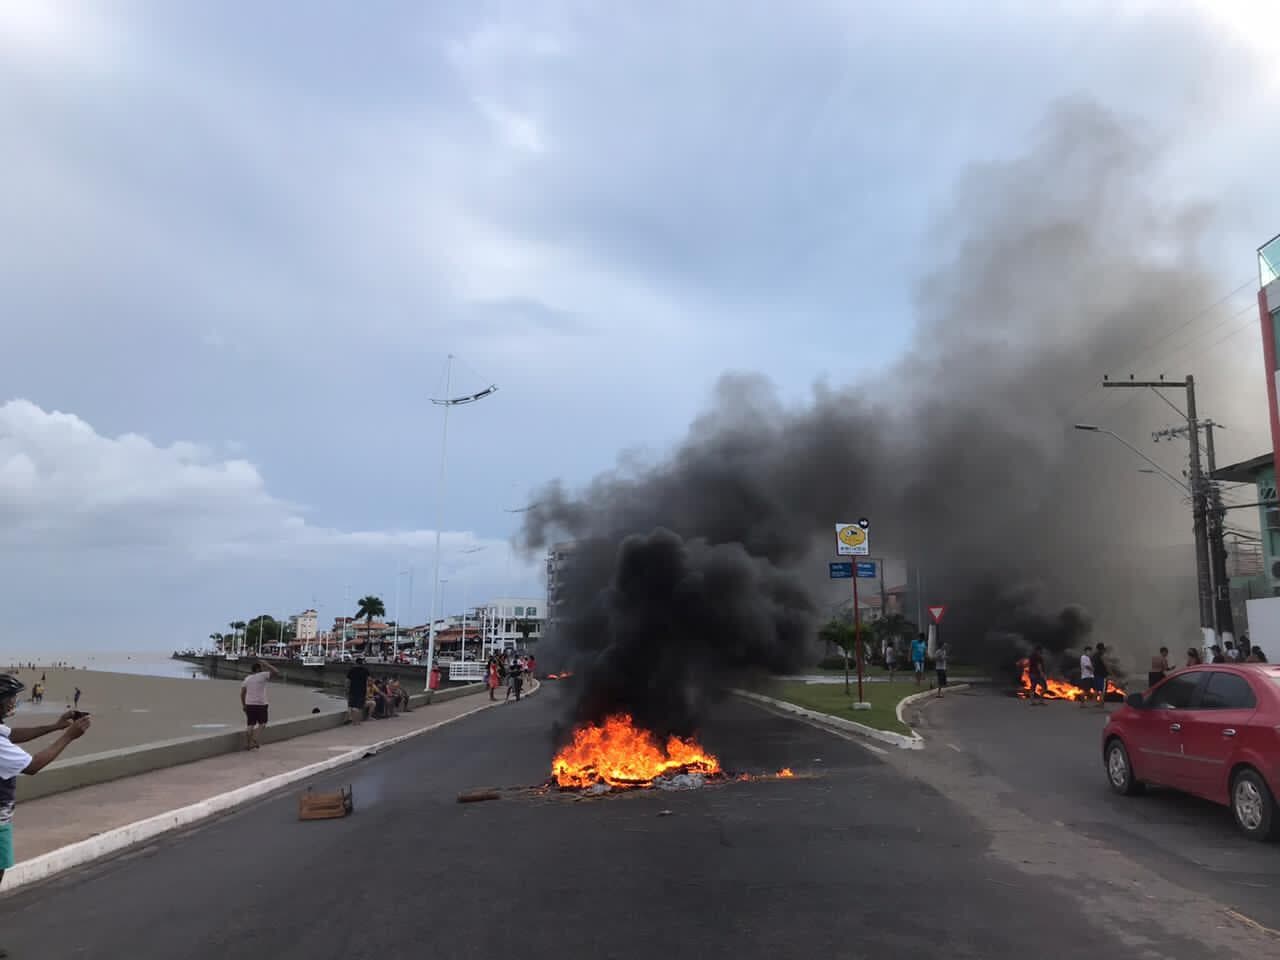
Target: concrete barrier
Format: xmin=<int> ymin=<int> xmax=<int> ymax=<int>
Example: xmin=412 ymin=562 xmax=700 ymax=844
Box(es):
xmin=174 ymin=654 xmax=474 ymax=693
xmin=16 ymin=683 xmax=485 ymax=803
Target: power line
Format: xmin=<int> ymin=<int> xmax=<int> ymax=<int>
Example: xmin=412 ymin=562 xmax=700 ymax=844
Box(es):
xmin=1111 ymin=275 xmax=1255 ymax=372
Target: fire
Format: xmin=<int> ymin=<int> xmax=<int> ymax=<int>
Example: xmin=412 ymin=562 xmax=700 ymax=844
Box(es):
xmin=1017 ymin=660 xmax=1124 ymax=700
xmin=546 ymin=672 xmax=575 ymax=680
xmin=551 ymin=714 xmax=721 ymax=788
xmin=777 ymin=767 xmax=795 ymax=778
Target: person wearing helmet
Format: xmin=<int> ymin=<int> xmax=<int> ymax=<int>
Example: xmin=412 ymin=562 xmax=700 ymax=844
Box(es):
xmin=1 ymin=672 xmax=91 ymax=951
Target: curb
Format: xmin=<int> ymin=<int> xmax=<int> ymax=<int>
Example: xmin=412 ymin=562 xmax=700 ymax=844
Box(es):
xmin=895 ymin=684 xmax=970 ymax=729
xmin=3 ymin=679 xmax=540 ymax=895
xmin=733 ymin=684 xmax=970 ymax=751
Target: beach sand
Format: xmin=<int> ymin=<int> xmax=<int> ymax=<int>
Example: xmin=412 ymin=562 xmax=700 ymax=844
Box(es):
xmin=4 ymin=667 xmax=342 ymax=759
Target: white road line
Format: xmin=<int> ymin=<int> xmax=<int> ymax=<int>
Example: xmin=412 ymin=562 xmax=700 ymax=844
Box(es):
xmin=948 ymin=743 xmax=963 ymax=752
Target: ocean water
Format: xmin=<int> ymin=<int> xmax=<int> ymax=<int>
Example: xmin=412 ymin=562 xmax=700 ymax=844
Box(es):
xmin=2 ymin=650 xmax=212 ymax=681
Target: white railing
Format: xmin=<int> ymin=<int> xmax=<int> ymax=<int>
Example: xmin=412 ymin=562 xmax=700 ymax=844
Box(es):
xmin=447 ymin=661 xmax=487 ymax=682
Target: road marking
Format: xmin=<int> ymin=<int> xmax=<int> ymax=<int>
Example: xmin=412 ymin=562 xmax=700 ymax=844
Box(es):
xmin=948 ymin=743 xmax=962 ymax=752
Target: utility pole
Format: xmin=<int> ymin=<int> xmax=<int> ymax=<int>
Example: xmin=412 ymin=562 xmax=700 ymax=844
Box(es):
xmin=1102 ymin=375 xmax=1214 ymax=647
xmin=1150 ymin=416 xmax=1236 ymax=645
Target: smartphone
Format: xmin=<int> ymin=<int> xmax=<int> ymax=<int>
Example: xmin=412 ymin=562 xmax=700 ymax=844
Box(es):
xmin=71 ymin=711 xmax=90 ymax=720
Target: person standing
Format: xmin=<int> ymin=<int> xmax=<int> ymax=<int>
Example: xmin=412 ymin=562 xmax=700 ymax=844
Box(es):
xmin=1092 ymin=642 xmax=1110 ymax=709
xmin=884 ymin=642 xmax=897 ymax=683
xmin=1026 ymin=645 xmax=1049 ymax=705
xmin=1210 ymin=645 xmax=1226 ymax=664
xmin=2 ymin=673 xmax=92 ymax=957
xmin=73 ymin=687 xmax=82 ymax=712
xmin=1185 ymin=647 xmax=1203 ymax=667
xmin=1148 ymin=647 xmax=1170 ymax=689
xmin=933 ymin=640 xmax=949 ymax=699
xmin=1079 ymin=645 xmax=1096 ymax=708
xmin=487 ymin=659 xmax=500 ymax=701
xmin=346 ymin=658 xmax=370 ymax=724
xmin=240 ymin=659 xmax=278 ymax=751
xmin=911 ymin=633 xmax=927 ymax=689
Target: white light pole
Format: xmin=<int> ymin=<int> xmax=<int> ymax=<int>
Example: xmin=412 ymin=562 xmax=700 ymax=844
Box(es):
xmin=439 ymin=578 xmax=449 ymax=665
xmin=393 ymin=563 xmax=402 ymax=656
xmin=424 ymin=356 xmax=498 ymax=688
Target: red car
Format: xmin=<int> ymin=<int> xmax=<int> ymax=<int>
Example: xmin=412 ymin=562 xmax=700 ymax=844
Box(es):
xmin=1102 ymin=663 xmax=1280 ymax=840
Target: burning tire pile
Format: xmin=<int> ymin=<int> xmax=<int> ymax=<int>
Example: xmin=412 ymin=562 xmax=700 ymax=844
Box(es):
xmin=457 ymin=714 xmax=797 ymax=804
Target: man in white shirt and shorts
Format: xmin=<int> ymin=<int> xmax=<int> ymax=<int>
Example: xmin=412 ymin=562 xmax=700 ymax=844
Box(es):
xmin=2 ymin=673 xmax=91 ymax=957
xmin=240 ymin=660 xmax=279 ymax=751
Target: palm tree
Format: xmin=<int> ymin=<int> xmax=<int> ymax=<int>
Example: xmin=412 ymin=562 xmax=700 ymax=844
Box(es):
xmin=231 ymin=621 xmax=247 ymax=655
xmin=208 ymin=632 xmax=223 ymax=652
xmin=354 ymin=595 xmax=386 ymax=650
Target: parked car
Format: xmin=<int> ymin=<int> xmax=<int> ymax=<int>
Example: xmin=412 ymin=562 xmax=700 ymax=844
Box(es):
xmin=1102 ymin=663 xmax=1280 ymax=840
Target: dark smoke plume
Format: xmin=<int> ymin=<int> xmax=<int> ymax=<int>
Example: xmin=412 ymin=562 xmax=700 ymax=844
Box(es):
xmin=524 ymin=99 xmax=1226 ymax=735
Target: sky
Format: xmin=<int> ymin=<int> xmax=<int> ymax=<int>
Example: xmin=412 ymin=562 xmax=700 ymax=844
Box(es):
xmin=2 ymin=0 xmax=1279 ymax=650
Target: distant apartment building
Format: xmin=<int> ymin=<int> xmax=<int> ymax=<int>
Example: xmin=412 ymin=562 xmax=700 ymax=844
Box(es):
xmin=546 ymin=539 xmax=582 ymax=630
xmin=290 ymin=609 xmax=318 ymax=643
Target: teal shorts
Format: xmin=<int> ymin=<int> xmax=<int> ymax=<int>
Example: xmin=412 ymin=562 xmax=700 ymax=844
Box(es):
xmin=0 ymin=822 xmax=13 ymax=871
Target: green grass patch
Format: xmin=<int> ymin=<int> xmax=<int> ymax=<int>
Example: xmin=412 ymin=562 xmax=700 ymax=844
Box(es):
xmin=766 ymin=678 xmax=936 ymax=735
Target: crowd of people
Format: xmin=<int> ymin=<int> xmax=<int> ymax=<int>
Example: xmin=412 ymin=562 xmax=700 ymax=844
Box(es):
xmin=485 ymin=651 xmax=535 ymax=702
xmin=342 ymin=659 xmax=412 ymax=723
xmin=1145 ymin=635 xmax=1268 ymax=690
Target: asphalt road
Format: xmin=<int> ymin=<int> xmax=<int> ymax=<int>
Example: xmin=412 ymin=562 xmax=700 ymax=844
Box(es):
xmin=0 ymin=686 xmax=1270 ymax=958
xmin=909 ymin=686 xmax=1280 ymax=932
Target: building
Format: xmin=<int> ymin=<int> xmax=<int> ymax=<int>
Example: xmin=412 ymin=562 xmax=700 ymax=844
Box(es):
xmin=478 ymin=597 xmax=545 ymax=653
xmin=545 ymin=540 xmax=577 ymax=630
xmin=290 ymin=609 xmax=318 ymax=643
xmin=1205 ymin=236 xmax=1280 ymax=645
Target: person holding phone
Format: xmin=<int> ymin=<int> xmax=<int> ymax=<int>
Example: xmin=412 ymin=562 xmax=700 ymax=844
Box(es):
xmin=1 ymin=673 xmax=92 ymax=957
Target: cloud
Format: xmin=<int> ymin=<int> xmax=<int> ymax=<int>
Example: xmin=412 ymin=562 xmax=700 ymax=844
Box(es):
xmin=0 ymin=400 xmax=541 ymax=645
xmin=0 ymin=397 xmax=531 ymax=553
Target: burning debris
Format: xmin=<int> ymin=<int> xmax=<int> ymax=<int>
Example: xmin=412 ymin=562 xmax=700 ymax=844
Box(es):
xmin=1015 ymin=659 xmax=1125 ymax=701
xmin=545 ymin=672 xmax=575 ymax=680
xmin=551 ymin=714 xmax=722 ymax=789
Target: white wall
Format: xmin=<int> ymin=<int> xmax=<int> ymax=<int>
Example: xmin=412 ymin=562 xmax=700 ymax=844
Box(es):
xmin=1244 ymin=597 xmax=1280 ymax=660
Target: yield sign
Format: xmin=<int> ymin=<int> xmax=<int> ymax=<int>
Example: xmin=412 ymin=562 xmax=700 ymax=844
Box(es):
xmin=928 ymin=605 xmax=946 ymax=624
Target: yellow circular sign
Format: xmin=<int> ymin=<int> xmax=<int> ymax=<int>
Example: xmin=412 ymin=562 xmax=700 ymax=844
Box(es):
xmin=837 ymin=525 xmax=866 ymax=549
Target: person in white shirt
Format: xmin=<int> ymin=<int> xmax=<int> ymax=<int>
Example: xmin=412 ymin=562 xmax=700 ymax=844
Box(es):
xmin=1 ymin=673 xmax=91 ymax=956
xmin=240 ymin=660 xmax=279 ymax=751
xmin=1079 ymin=645 xmax=1097 ymax=708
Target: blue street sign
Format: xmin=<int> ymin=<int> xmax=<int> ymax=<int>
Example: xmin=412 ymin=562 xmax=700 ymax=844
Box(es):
xmin=856 ymin=560 xmax=877 ymax=579
xmin=828 ymin=561 xmax=853 ymax=579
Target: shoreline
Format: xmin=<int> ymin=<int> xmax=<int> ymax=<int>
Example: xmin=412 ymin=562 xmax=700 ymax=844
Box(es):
xmin=5 ymin=666 xmax=342 ymax=759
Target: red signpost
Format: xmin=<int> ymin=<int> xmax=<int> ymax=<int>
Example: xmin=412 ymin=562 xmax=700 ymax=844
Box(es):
xmin=852 ymin=571 xmax=864 ymax=704
xmin=835 ymin=520 xmax=872 ymax=707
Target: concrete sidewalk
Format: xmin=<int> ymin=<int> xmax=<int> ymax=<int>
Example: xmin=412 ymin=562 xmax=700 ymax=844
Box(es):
xmin=13 ymin=687 xmax=518 ymax=863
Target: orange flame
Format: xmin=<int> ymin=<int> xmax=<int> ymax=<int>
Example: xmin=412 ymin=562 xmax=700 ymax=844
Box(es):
xmin=551 ymin=714 xmax=721 ymax=788
xmin=546 ymin=672 xmax=575 ymax=680
xmin=1017 ymin=660 xmax=1124 ymax=700
xmin=777 ymin=767 xmax=795 ymax=778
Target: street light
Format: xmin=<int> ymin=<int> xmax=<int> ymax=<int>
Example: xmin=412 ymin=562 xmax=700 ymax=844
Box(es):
xmin=425 ymin=355 xmax=498 ymax=689
xmin=1072 ymin=424 xmax=1189 ymax=494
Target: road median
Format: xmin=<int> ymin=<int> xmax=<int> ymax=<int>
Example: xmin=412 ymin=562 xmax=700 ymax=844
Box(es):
xmin=736 ymin=681 xmax=971 ymax=750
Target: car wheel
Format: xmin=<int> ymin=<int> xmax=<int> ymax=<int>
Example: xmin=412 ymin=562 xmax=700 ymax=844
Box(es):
xmin=1105 ymin=738 xmax=1143 ymax=796
xmin=1230 ymin=768 xmax=1279 ymax=841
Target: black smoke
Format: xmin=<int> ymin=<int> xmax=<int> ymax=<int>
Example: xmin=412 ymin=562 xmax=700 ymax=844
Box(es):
xmin=523 ymin=100 xmax=1229 ymax=736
